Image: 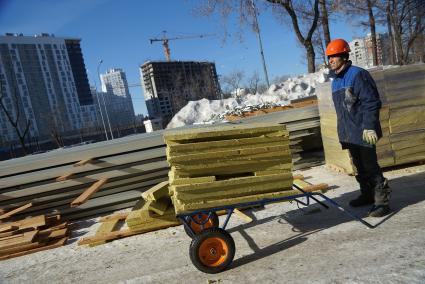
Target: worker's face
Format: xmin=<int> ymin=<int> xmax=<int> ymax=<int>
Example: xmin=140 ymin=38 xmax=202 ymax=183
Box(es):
xmin=328 ymin=55 xmax=346 ymax=73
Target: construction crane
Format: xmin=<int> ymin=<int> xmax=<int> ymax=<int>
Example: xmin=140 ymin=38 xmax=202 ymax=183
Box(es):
xmin=150 ymin=31 xmax=215 ymax=62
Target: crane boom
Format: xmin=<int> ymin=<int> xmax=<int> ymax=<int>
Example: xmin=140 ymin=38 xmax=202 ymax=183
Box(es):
xmin=149 ymin=31 xmax=215 ymax=61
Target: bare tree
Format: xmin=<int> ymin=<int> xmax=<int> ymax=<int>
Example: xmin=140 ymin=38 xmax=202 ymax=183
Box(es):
xmin=194 ymin=0 xmax=320 ymax=73
xmin=246 ymin=71 xmax=261 ymax=94
xmin=220 ymin=70 xmax=245 ymax=97
xmin=383 ymin=0 xmax=425 ymax=64
xmin=320 ymin=0 xmax=332 ymax=47
xmin=334 ymin=0 xmax=380 ymax=66
xmin=0 ymin=72 xmax=31 ymax=154
xmin=267 ymin=0 xmax=320 ymax=73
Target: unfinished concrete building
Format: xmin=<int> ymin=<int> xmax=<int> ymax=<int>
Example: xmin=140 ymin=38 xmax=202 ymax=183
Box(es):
xmin=140 ymin=61 xmax=221 ymax=126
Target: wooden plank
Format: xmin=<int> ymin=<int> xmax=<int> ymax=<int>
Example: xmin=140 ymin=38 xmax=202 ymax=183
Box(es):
xmin=99 ymin=213 xmax=129 ymax=223
xmin=78 ymin=220 xmax=180 ymax=246
xmin=0 ymin=215 xmax=46 ymax=232
xmin=89 ymin=219 xmax=122 ymax=247
xmin=0 ymin=230 xmax=38 ymax=251
xmin=70 ymin=178 xmax=109 ymax=208
xmin=0 ymin=225 xmax=18 ymax=233
xmin=234 ymin=209 xmax=253 ymax=223
xmin=141 ymin=181 xmax=169 ymax=201
xmin=56 ymin=173 xmax=74 ymax=182
xmin=0 ymin=230 xmax=19 ymax=239
xmin=0 ymin=203 xmax=32 ymax=220
xmin=38 ymin=228 xmax=68 ymax=241
xmin=74 ymin=158 xmax=94 ymax=167
xmin=78 ymin=228 xmax=141 ymax=245
xmin=0 ymin=237 xmax=67 ymax=260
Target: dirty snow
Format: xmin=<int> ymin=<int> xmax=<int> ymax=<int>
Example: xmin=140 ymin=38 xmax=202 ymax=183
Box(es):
xmin=167 ymin=68 xmax=330 ymax=129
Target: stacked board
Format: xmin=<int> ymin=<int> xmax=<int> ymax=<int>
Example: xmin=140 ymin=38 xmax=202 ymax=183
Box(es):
xmin=0 ymin=214 xmax=69 ymax=260
xmin=164 ymin=123 xmax=296 ymax=214
xmin=316 ymin=64 xmax=425 ymax=174
xmin=383 ymin=64 xmax=425 ymax=164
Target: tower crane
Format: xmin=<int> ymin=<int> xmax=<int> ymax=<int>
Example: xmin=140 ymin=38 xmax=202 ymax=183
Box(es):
xmin=150 ymin=31 xmax=215 ymax=61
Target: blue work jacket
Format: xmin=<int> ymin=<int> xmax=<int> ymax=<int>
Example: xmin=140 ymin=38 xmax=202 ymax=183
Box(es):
xmin=330 ymin=61 xmax=382 ymax=148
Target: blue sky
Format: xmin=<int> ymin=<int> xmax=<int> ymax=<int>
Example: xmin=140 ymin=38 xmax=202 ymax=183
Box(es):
xmin=0 ymin=0 xmax=379 ymax=115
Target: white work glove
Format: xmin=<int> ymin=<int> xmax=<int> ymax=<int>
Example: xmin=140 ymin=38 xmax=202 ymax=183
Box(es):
xmin=363 ymin=129 xmax=378 ymax=145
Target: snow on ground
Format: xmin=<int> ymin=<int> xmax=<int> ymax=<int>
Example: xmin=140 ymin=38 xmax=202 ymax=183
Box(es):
xmin=167 ymin=68 xmax=330 ymax=129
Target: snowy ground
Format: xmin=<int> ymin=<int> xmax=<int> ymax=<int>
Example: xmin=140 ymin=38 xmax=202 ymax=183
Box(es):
xmin=1 ymin=163 xmax=425 ymax=284
xmin=167 ymin=69 xmax=330 ymax=128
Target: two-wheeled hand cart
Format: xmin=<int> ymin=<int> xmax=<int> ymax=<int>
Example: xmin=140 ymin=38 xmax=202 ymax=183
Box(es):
xmin=176 ymin=182 xmax=376 ymax=274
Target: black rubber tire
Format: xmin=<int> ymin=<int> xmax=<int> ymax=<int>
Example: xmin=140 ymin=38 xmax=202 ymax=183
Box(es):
xmin=184 ymin=212 xmax=219 ymax=238
xmin=189 ymin=227 xmax=235 ymax=274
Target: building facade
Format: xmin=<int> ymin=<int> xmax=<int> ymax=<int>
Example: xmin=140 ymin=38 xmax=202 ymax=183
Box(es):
xmin=100 ymin=68 xmax=135 ymax=128
xmin=140 ymin=61 xmax=220 ymax=126
xmin=0 ymin=33 xmax=93 ymax=143
xmin=349 ymin=33 xmax=391 ymax=68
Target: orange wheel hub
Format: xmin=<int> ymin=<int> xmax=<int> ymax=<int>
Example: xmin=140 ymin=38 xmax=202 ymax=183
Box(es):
xmin=198 ymin=237 xmax=229 ymax=267
xmin=190 ymin=214 xmax=215 ymax=234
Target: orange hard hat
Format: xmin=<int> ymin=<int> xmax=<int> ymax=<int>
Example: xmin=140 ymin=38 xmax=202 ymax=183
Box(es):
xmin=326 ymin=39 xmax=350 ymax=56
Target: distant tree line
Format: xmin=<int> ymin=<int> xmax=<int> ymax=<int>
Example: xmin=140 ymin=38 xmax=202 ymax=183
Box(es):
xmin=194 ymin=0 xmax=424 ymax=73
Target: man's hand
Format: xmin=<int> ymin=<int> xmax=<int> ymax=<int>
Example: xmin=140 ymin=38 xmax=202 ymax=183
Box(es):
xmin=363 ymin=129 xmax=378 ymax=145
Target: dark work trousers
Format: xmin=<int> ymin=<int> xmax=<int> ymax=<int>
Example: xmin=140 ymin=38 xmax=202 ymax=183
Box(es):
xmin=346 ymin=144 xmax=389 ymax=205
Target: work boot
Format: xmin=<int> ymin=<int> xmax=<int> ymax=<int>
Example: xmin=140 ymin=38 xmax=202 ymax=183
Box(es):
xmin=369 ymin=177 xmax=391 ymax=217
xmin=368 ymin=205 xmax=391 ymax=217
xmin=349 ymin=194 xmax=374 ymax=207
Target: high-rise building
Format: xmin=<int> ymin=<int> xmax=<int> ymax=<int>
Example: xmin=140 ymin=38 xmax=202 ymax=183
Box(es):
xmin=140 ymin=61 xmax=220 ymax=126
xmin=0 ymin=33 xmax=92 ymax=143
xmin=349 ymin=33 xmax=391 ymax=68
xmin=100 ymin=68 xmax=135 ymax=128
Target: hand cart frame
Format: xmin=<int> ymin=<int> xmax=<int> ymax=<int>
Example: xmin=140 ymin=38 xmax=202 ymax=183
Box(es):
xmin=176 ymin=183 xmax=376 ymax=274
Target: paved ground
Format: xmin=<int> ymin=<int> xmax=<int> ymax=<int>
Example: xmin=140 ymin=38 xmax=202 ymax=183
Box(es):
xmin=1 ymin=164 xmax=425 ymax=284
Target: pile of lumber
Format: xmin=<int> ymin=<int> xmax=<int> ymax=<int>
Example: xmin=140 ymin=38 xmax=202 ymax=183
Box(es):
xmin=164 ymin=123 xmax=296 ymax=214
xmin=0 ymin=132 xmax=168 ymax=221
xmin=316 ymin=64 xmax=425 ymax=174
xmin=0 ymin=211 xmax=69 ymax=260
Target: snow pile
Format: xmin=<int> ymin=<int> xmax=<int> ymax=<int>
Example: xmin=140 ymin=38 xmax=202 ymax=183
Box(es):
xmin=167 ymin=68 xmax=330 ymax=129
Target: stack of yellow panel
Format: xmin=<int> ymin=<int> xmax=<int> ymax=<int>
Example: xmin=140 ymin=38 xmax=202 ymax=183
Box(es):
xmin=383 ymin=65 xmax=425 ymax=164
xmin=125 ymin=181 xmax=180 ymax=231
xmin=164 ymin=123 xmax=295 ymax=214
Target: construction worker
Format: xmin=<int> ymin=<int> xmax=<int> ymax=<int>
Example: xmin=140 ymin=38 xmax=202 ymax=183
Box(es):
xmin=326 ymin=39 xmax=391 ymax=217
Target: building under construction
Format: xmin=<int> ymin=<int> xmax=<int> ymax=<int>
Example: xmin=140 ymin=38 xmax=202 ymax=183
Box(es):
xmin=140 ymin=61 xmax=221 ymax=126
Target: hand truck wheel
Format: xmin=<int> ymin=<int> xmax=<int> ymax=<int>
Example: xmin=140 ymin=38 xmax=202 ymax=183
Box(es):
xmin=189 ymin=227 xmax=235 ymax=274
xmin=184 ymin=212 xmax=219 ymax=237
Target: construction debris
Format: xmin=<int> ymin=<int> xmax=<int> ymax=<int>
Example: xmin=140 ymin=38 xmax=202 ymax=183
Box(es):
xmin=0 ymin=214 xmax=69 ymax=260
